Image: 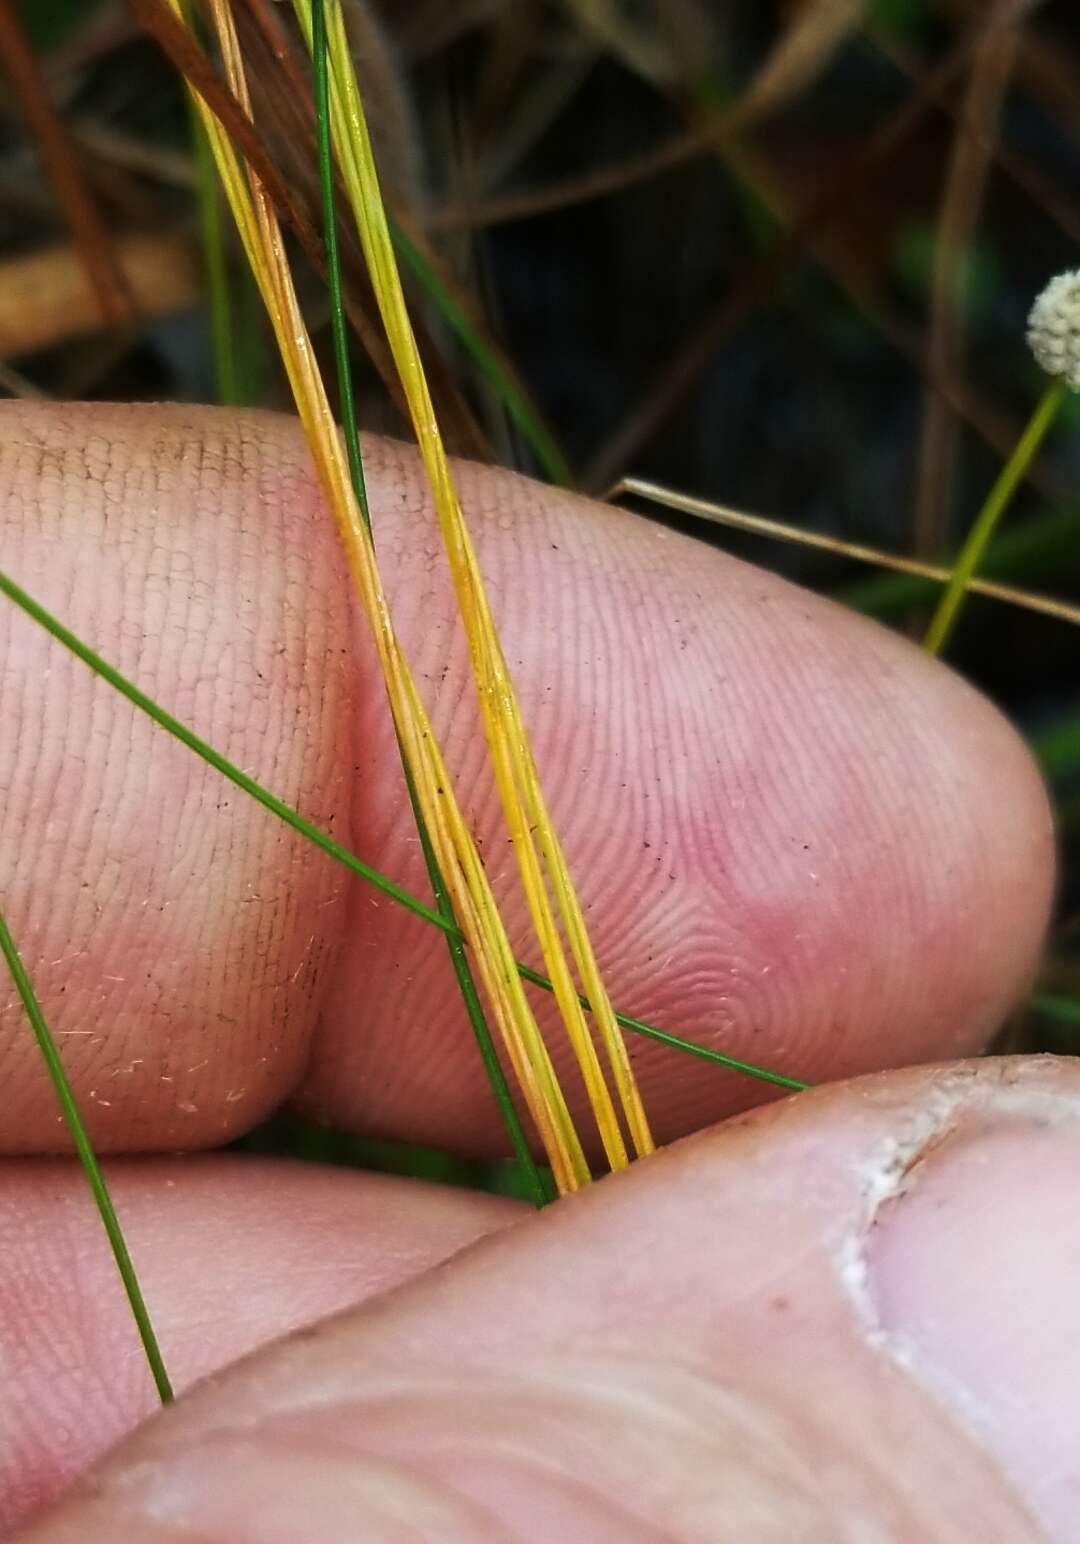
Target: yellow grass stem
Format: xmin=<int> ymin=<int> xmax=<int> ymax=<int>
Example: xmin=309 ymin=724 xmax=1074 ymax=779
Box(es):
xmin=291 ymin=0 xmax=653 ymax=1166
xmin=175 ymin=0 xmax=590 ymax=1191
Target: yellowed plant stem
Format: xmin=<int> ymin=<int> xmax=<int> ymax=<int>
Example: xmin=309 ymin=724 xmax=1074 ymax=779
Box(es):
xmin=296 ymin=0 xmax=653 ymax=1165
xmin=182 ymin=0 xmax=592 ymax=1190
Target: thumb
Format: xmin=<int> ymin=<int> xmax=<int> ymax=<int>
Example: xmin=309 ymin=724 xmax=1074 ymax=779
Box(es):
xmin=19 ymin=1057 xmax=1080 ymax=1541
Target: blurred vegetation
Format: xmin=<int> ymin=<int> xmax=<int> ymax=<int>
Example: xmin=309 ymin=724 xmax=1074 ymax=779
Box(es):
xmin=2 ymin=0 xmax=1079 ymax=1181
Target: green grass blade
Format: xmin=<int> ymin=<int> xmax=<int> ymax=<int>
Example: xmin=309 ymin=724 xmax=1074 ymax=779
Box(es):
xmin=389 ymin=221 xmax=573 ymax=487
xmin=1031 ymin=992 xmax=1080 ymax=1030
xmin=312 ymin=0 xmax=550 ymax=1206
xmin=515 ymin=963 xmax=807 ymax=1092
xmin=0 ymin=905 xmax=173 ymax=1404
xmin=923 ymin=379 xmax=1067 ymax=655
xmin=313 ymin=0 xmax=366 ymax=516
xmin=0 ymin=565 xmax=803 ymax=1093
xmin=0 ymin=567 xmax=445 ymax=927
xmin=300 ymin=0 xmax=568 ymax=487
xmin=1032 ymin=713 xmax=1080 ymax=781
xmin=406 ymin=774 xmax=555 ymax=1202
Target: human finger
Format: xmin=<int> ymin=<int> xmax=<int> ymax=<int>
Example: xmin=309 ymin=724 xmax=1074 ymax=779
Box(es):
xmin=0 ymin=401 xmax=1054 ymax=1156
xmin=0 ymin=1154 xmax=520 ymax=1531
xmin=19 ymin=1057 xmax=1080 ymax=1541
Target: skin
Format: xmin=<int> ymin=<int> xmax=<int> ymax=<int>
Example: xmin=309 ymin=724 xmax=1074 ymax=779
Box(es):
xmin=0 ymin=401 xmax=1073 ymax=1540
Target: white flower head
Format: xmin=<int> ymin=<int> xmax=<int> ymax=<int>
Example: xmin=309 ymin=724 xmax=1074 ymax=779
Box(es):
xmin=1027 ymin=269 xmax=1080 ymax=388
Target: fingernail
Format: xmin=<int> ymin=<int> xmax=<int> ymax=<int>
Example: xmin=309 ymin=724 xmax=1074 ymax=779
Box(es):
xmin=865 ymin=1108 xmax=1080 ymax=1538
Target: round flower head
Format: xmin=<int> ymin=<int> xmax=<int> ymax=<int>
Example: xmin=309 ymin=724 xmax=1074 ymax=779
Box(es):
xmin=1027 ymin=269 xmax=1080 ymax=388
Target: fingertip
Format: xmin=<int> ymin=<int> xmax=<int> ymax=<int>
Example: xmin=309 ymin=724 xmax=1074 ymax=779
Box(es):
xmin=1 ymin=405 xmax=1057 ymax=1164
xmin=306 ymin=448 xmax=1057 ymax=1151
xmin=0 ymin=402 xmax=360 ymax=1152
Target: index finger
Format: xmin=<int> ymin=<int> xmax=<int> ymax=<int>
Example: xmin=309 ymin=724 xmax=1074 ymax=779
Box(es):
xmin=0 ymin=401 xmax=1054 ymax=1157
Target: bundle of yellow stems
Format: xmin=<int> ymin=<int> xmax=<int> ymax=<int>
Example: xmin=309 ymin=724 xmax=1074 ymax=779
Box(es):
xmin=172 ymin=0 xmax=652 ymax=1194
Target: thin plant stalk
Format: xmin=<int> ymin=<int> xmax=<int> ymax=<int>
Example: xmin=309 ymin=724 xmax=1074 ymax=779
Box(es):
xmin=181 ymin=0 xmax=236 ymax=405
xmin=389 ymin=218 xmax=572 ymax=486
xmin=293 ymin=0 xmax=654 ymax=1170
xmin=923 ymin=378 xmax=1067 ymax=655
xmin=192 ymin=109 xmax=238 ymax=405
xmin=607 ymin=476 xmax=1080 ymax=631
xmin=311 ymin=0 xmax=550 ymax=1206
xmin=191 ymin=0 xmax=601 ymax=1187
xmin=180 ymin=0 xmax=590 ymax=1192
xmin=0 ymin=564 xmax=806 ymax=1095
xmin=0 ymin=905 xmax=173 ymax=1404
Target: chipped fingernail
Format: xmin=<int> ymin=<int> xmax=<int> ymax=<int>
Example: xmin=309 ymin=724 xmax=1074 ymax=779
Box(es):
xmin=862 ymin=1107 xmax=1080 ymax=1539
